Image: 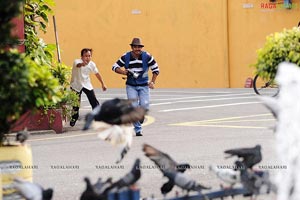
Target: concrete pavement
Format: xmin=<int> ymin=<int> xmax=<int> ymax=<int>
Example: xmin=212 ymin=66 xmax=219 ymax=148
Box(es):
xmin=27 ymin=88 xmax=278 ymax=200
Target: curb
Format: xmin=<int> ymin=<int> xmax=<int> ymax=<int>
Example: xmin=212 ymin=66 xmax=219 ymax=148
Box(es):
xmin=25 ymin=119 xmax=86 ymax=135
xmin=29 ymin=130 xmax=56 ymax=135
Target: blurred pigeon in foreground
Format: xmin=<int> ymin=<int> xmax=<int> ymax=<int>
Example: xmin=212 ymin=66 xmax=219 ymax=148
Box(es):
xmin=93 ymin=177 xmax=113 ymax=195
xmin=164 ymin=171 xmax=211 ymax=194
xmin=80 ymin=177 xmax=112 ymax=200
xmin=160 ymin=180 xmax=176 ymax=196
xmin=85 ymin=122 xmax=133 ymax=164
xmin=224 ymin=144 xmax=262 ymax=169
xmin=209 ymin=165 xmax=241 ymax=188
xmin=142 ymin=143 xmax=191 ymax=195
xmin=13 ymin=178 xmax=53 ymax=200
xmin=103 ymin=158 xmax=141 ymax=194
xmin=83 ymin=98 xmax=146 ymax=130
xmin=80 ymin=177 xmax=100 ymax=200
xmin=142 ymin=144 xmax=191 ymax=174
xmin=260 ymin=62 xmax=300 ymax=200
xmin=16 ymin=127 xmax=29 ymax=144
xmin=235 ymin=161 xmax=276 ymax=197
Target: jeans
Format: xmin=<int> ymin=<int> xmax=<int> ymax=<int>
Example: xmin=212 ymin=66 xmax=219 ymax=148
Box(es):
xmin=126 ymin=85 xmax=149 ymax=133
xmin=71 ymin=87 xmax=99 ymax=121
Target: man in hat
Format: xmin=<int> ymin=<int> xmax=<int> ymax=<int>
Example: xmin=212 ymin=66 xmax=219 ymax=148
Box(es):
xmin=112 ymin=38 xmax=160 ymax=136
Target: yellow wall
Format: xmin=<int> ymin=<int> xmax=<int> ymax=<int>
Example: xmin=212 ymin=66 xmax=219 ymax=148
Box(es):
xmin=228 ymin=0 xmax=300 ymax=87
xmin=42 ymin=0 xmax=300 ymax=88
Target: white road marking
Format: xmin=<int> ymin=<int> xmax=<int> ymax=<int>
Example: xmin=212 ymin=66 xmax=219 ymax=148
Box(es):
xmin=151 ymin=96 xmax=257 ymax=106
xmin=159 ymin=102 xmax=261 ymax=112
xmin=183 ymin=113 xmax=272 ymax=123
xmin=169 ymin=113 xmax=274 ymax=129
xmin=176 ymin=124 xmax=270 ymax=129
xmin=151 ymin=93 xmax=254 ymax=101
xmin=151 ymin=90 xmax=234 ymax=94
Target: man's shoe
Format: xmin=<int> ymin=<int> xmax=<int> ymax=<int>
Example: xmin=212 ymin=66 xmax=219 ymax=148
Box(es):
xmin=70 ymin=119 xmax=77 ymax=127
xmin=136 ymin=132 xmax=143 ymax=136
xmin=139 ymin=117 xmax=145 ymax=124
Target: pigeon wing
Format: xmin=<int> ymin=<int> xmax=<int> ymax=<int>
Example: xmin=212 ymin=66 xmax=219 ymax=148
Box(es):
xmin=160 ymin=180 xmax=175 ymax=195
xmin=95 ymin=98 xmax=139 ymax=125
xmin=13 ymin=178 xmax=43 ymax=200
xmin=97 ymin=125 xmax=133 ymax=163
xmin=224 ymin=145 xmax=261 ymax=158
xmin=103 ymin=159 xmax=141 ymax=194
xmin=120 ymin=107 xmax=146 ymax=124
xmin=80 ymin=177 xmax=99 ymax=200
xmin=143 ymin=144 xmax=178 ymax=174
xmin=83 ymin=105 xmax=101 ymax=130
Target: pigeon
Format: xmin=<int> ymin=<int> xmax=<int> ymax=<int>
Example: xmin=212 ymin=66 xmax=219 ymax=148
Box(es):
xmin=93 ymin=177 xmax=113 ymax=195
xmin=16 ymin=127 xmax=29 ymax=144
xmin=13 ymin=178 xmax=53 ymax=200
xmin=86 ymin=122 xmax=133 ymax=164
xmin=160 ymin=180 xmax=176 ymax=195
xmin=235 ymin=161 xmax=276 ymax=197
xmin=164 ymin=171 xmax=211 ymax=194
xmin=142 ymin=143 xmax=191 ymax=195
xmin=224 ymin=144 xmax=262 ymax=169
xmin=209 ymin=165 xmax=241 ymax=188
xmin=142 ymin=144 xmax=191 ymax=174
xmin=80 ymin=177 xmax=102 ymax=200
xmin=80 ymin=177 xmax=113 ymax=200
xmin=253 ymin=170 xmax=277 ymax=194
xmin=83 ymin=98 xmax=146 ymax=130
xmin=102 ymin=158 xmax=141 ymax=195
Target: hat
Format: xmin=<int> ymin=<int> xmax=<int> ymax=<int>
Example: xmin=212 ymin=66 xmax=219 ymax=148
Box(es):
xmin=130 ymin=38 xmax=144 ymax=47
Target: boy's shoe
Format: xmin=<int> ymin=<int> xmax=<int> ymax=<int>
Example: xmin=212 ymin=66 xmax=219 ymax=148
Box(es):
xmin=136 ymin=132 xmax=143 ymax=136
xmin=70 ymin=119 xmax=77 ymax=127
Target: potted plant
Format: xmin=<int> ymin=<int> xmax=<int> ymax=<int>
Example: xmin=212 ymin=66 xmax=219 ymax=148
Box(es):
xmin=10 ymin=61 xmax=79 ymax=134
xmin=0 ymin=0 xmax=63 ymax=198
xmin=10 ymin=0 xmax=79 ymax=133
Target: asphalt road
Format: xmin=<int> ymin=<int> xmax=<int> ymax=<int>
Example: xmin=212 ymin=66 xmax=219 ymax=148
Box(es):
xmin=27 ymin=88 xmax=279 ymax=200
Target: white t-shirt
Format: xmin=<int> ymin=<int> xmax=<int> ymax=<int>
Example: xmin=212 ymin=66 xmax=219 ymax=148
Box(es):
xmin=70 ymin=59 xmax=99 ymax=92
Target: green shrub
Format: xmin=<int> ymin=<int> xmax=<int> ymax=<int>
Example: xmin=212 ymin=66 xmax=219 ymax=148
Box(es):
xmin=253 ymin=27 xmax=300 ymax=80
xmin=0 ymin=50 xmax=62 ymax=141
xmin=0 ymin=0 xmax=78 ymax=142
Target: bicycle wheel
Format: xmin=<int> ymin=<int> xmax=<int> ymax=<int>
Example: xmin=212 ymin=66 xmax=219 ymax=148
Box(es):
xmin=253 ymin=74 xmax=279 ymax=97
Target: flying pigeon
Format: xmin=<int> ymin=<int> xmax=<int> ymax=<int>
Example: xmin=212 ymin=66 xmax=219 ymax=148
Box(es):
xmin=224 ymin=144 xmax=262 ymax=169
xmin=13 ymin=178 xmax=53 ymax=200
xmin=83 ymin=98 xmax=146 ymax=130
xmin=209 ymin=165 xmax=241 ymax=188
xmin=102 ymin=158 xmax=141 ymax=195
xmin=85 ymin=122 xmax=133 ymax=164
xmin=142 ymin=144 xmax=191 ymax=174
xmin=16 ymin=128 xmax=29 ymax=144
xmin=142 ymin=144 xmax=210 ymax=194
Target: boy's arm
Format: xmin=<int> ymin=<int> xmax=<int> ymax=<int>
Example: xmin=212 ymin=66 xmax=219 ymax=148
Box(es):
xmin=95 ymin=73 xmax=107 ymax=91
